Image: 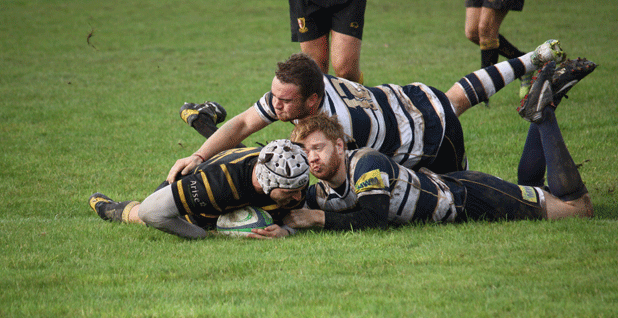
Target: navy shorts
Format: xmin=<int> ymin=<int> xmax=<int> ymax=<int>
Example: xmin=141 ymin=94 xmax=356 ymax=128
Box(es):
xmin=465 ymin=0 xmax=524 ymax=11
xmin=444 ymin=170 xmax=546 ymax=221
xmin=289 ymin=0 xmax=367 ymax=42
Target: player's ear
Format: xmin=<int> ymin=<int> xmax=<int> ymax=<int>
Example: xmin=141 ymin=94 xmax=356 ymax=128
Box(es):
xmin=307 ymin=93 xmax=319 ymax=106
xmin=335 ymin=138 xmax=345 ymax=155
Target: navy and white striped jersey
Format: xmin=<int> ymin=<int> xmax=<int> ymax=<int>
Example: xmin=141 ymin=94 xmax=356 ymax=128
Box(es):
xmin=253 ymin=75 xmax=452 ymax=169
xmin=305 ymin=148 xmax=460 ymax=226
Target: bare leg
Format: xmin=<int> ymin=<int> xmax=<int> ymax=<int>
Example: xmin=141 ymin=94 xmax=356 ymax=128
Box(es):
xmin=478 ymin=8 xmax=507 ymax=49
xmin=464 ymin=7 xmax=481 ymax=44
xmin=300 ymin=34 xmax=330 ymax=75
xmin=329 ymin=31 xmax=362 ymax=83
xmin=127 ymin=204 xmax=145 ymax=224
xmin=544 ymin=192 xmax=593 ymax=219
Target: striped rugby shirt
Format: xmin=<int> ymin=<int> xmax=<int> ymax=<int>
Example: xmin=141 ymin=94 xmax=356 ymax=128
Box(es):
xmin=253 ymin=74 xmax=451 ymax=169
xmin=306 ymin=148 xmax=459 ymax=226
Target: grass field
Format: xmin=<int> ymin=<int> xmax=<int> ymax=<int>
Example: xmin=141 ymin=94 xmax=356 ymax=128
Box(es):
xmin=1 ymin=0 xmax=617 ymax=316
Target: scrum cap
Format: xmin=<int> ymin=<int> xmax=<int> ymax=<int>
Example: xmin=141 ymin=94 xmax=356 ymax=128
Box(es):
xmin=255 ymin=139 xmax=309 ymax=194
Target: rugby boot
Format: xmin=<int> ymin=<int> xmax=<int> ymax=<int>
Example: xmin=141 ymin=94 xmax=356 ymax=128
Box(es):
xmin=179 ymin=101 xmax=227 ymax=128
xmin=89 ymin=193 xmax=139 ymax=223
xmin=531 ymin=39 xmax=567 ymax=68
xmin=551 ymin=58 xmax=597 ymax=107
xmin=517 ymin=61 xmax=555 ymax=123
xmin=519 ymin=71 xmax=534 ymax=99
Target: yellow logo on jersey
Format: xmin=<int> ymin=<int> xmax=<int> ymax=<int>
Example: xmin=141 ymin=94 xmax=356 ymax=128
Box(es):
xmin=519 ymin=185 xmax=538 ymax=203
xmin=355 ymin=169 xmax=384 ymax=193
xmin=297 ymin=18 xmax=308 ymax=33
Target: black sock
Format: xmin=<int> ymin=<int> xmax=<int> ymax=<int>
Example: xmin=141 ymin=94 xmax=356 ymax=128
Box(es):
xmin=537 ymin=108 xmax=587 ymax=200
xmin=518 ymin=125 xmax=546 ymax=187
xmin=481 ymin=48 xmax=499 ymax=69
xmin=497 ymin=34 xmax=525 ymax=59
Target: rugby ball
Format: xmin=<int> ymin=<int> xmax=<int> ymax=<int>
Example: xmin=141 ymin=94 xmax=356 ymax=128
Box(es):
xmin=216 ymin=206 xmax=273 ymax=237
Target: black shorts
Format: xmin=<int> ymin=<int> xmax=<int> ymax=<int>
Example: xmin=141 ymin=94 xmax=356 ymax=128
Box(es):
xmin=465 ymin=0 xmax=524 ymax=11
xmin=444 ymin=171 xmax=546 ymax=221
xmin=289 ymin=0 xmax=367 ymax=42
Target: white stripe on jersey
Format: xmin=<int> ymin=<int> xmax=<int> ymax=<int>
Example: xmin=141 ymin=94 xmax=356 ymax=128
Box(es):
xmin=309 ymin=148 xmax=457 ymax=225
xmin=374 ymin=84 xmax=420 ymax=167
xmin=252 ymin=76 xmax=449 ymax=169
xmin=322 ymin=77 xmax=385 ymax=150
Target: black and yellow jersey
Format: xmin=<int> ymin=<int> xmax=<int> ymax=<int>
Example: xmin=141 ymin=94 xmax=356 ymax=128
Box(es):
xmin=170 ymin=147 xmax=303 ymax=228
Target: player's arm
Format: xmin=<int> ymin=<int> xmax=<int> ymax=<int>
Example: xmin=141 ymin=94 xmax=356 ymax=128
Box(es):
xmin=283 ymin=194 xmax=390 ymax=231
xmin=323 ymin=194 xmax=390 ymax=230
xmin=166 ymin=107 xmax=270 ymax=183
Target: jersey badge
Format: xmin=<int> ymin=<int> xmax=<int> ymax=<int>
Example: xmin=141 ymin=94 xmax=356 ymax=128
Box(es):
xmin=297 ymin=18 xmax=308 ymax=33
xmin=354 ymin=169 xmax=385 ymax=193
xmin=518 ymin=185 xmax=538 ymax=203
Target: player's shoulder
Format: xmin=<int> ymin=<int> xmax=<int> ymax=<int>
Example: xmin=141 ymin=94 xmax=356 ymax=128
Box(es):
xmin=207 ymin=147 xmax=261 ymax=165
xmin=348 ymin=148 xmax=396 ymax=178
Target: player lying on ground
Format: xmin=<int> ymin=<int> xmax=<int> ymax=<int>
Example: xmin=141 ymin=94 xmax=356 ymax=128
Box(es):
xmin=170 ymin=40 xmax=568 ymax=183
xmin=251 ymin=59 xmax=596 ymax=236
xmin=89 ymin=140 xmax=309 ymax=239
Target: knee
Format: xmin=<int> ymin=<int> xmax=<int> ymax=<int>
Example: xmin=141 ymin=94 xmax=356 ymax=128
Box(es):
xmin=138 ymin=194 xmax=172 ymax=227
xmin=477 ymin=22 xmax=496 ymax=42
xmin=137 ymin=199 xmax=157 ymax=226
xmin=465 ymin=28 xmax=479 ymax=44
xmin=332 ymin=61 xmax=360 ymax=82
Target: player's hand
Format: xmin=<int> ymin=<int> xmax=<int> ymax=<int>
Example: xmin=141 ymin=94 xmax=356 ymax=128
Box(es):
xmin=283 ymin=208 xmax=325 ymax=228
xmin=248 ymin=224 xmax=289 ymax=239
xmin=166 ymin=155 xmax=203 ymax=183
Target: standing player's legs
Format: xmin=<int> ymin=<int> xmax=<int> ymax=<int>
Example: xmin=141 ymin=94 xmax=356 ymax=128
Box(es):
xmin=300 ymin=35 xmax=331 ymax=74
xmin=289 ymin=0 xmax=331 ymax=74
xmin=329 ymin=31 xmax=362 ymax=83
xmin=328 ymin=0 xmax=366 ymax=83
xmin=464 ymin=7 xmax=481 ymax=45
xmin=478 ymin=7 xmax=508 ymax=69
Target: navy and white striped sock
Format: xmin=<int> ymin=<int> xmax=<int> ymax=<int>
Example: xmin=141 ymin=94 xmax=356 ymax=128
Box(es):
xmin=457 ymin=52 xmax=536 ymax=105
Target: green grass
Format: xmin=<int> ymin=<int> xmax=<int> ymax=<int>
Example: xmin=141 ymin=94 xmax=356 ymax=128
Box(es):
xmin=1 ymin=0 xmax=617 ymax=316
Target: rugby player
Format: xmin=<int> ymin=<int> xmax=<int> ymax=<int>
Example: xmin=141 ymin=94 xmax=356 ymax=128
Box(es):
xmin=171 ymin=40 xmax=567 ymax=184
xmin=288 ymin=0 xmax=366 ymax=83
xmin=265 ymin=60 xmax=596 ymax=233
xmin=89 ymin=139 xmax=309 ymax=239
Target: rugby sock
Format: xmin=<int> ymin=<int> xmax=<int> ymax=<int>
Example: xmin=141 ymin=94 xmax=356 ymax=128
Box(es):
xmin=103 ymin=201 xmax=139 ymax=223
xmin=480 ymin=38 xmax=500 ymax=69
xmin=481 ymin=48 xmax=499 ymax=69
xmin=517 ymin=124 xmax=546 ymax=187
xmin=497 ymin=34 xmax=525 ymax=59
xmin=456 ymin=51 xmax=538 ymax=105
xmin=192 ymin=119 xmax=245 ymax=148
xmin=537 ymin=107 xmax=587 ymax=201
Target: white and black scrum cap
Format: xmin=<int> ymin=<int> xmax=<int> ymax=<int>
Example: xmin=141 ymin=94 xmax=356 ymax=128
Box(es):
xmin=255 ymin=139 xmax=309 ymax=194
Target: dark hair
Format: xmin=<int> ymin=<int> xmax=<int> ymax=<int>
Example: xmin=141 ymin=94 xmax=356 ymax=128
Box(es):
xmin=275 ymin=53 xmax=325 ymax=100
